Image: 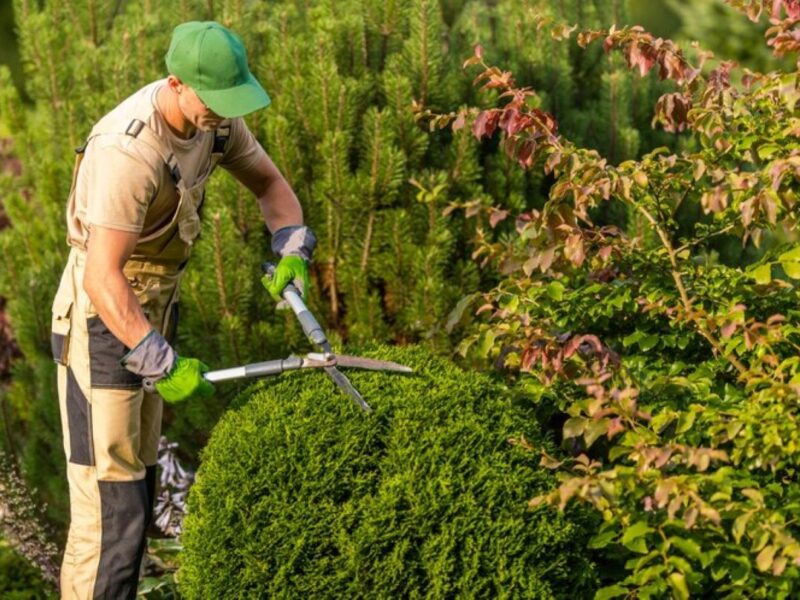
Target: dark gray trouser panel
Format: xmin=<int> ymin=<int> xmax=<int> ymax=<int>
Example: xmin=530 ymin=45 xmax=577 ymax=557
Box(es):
xmin=87 ymin=315 xmax=142 ymax=389
xmin=95 ymin=479 xmax=149 ymax=600
xmin=66 ymin=367 xmax=94 ymax=466
xmin=51 ymin=332 xmax=67 ymax=364
xmin=145 ymin=465 xmax=157 ymax=529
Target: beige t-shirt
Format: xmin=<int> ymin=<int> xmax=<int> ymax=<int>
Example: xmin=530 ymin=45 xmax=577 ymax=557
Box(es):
xmin=67 ymin=79 xmax=266 ymax=246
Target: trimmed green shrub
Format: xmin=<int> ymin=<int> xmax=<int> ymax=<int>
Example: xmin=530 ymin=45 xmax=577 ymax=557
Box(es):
xmin=179 ymin=344 xmax=597 ymax=598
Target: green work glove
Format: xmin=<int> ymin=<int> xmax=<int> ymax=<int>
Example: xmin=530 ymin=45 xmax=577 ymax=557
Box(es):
xmin=262 ymin=255 xmax=311 ymax=303
xmin=122 ymin=329 xmax=215 ymax=403
xmin=154 ymin=357 xmax=215 ymax=404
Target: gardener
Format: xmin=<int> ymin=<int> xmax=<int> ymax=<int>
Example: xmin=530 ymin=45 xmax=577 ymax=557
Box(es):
xmin=50 ymin=21 xmax=315 ymax=599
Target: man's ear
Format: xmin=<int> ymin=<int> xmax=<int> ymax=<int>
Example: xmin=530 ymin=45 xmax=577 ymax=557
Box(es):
xmin=166 ymin=75 xmax=184 ymax=93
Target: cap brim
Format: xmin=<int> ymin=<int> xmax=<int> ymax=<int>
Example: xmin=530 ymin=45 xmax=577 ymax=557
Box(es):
xmin=196 ymin=73 xmax=271 ymax=118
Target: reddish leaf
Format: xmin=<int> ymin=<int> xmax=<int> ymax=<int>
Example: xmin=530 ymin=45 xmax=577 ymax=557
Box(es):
xmin=701 ymin=185 xmax=728 ymax=214
xmin=655 ymin=92 xmax=691 ymax=133
xmin=740 ymin=198 xmax=756 ymax=227
xmin=517 ymin=140 xmax=536 ymax=169
xmin=544 ymin=151 xmax=563 ymax=175
xmin=476 ymin=303 xmax=494 ymax=315
xmin=499 ymin=107 xmax=520 ymax=134
xmin=577 ymin=30 xmax=605 ymax=49
xmin=489 ymin=209 xmax=510 ymax=229
xmin=539 ymin=246 xmax=556 ymax=272
xmin=472 ymin=111 xmax=490 ymax=139
xmin=607 ymin=418 xmax=625 ymax=440
xmin=721 ymin=322 xmax=738 ymax=339
xmin=564 ymin=234 xmax=586 ymax=267
xmin=627 ymin=41 xmax=655 ymax=77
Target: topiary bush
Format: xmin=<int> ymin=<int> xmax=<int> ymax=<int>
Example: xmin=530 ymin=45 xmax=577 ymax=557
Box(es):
xmin=179 ymin=344 xmax=597 ymax=598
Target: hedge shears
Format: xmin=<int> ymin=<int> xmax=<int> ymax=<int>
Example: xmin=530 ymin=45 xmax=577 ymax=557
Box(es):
xmin=202 ymin=262 xmax=412 ymax=412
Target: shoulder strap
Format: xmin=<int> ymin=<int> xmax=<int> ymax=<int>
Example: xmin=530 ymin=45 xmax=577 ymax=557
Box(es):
xmin=212 ymin=122 xmax=231 ymax=156
xmin=124 ymin=118 xmax=182 ymax=185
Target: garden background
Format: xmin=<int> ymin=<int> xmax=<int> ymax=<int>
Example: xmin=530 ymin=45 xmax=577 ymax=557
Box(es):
xmin=1 ymin=0 xmax=799 ymax=597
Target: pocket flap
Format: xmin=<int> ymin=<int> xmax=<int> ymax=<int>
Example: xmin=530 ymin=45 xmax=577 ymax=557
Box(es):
xmin=51 ymin=291 xmax=74 ymax=335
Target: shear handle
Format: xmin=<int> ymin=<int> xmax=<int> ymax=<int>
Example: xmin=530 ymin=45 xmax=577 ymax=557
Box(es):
xmin=262 ymin=262 xmax=327 ymax=346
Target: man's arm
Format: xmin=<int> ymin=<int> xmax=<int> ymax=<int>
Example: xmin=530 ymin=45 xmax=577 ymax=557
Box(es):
xmin=83 ymin=225 xmax=152 ymax=349
xmin=229 ymin=153 xmax=304 ymax=231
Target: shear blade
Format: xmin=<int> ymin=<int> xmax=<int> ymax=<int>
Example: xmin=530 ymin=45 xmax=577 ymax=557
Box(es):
xmin=324 ymin=366 xmax=372 ymax=412
xmin=332 ymin=355 xmax=414 ymax=373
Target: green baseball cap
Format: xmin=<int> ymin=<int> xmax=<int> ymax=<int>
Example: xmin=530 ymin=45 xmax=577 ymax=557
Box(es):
xmin=165 ymin=21 xmax=271 ymax=118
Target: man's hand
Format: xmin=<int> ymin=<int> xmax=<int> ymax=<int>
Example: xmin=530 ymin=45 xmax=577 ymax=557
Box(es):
xmin=154 ymin=357 xmax=214 ymax=403
xmin=263 ymin=225 xmax=317 ymax=305
xmin=262 ymin=255 xmax=310 ymax=302
xmin=122 ymin=329 xmax=215 ymax=403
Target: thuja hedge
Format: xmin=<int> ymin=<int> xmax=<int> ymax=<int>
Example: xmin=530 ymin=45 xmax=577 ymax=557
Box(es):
xmin=179 ymin=344 xmax=597 ymax=598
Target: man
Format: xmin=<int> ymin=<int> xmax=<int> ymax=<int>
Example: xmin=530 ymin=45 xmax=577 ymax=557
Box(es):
xmin=50 ymin=21 xmax=315 ymax=598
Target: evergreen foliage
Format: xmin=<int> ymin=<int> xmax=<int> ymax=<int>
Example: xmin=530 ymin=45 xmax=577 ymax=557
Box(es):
xmin=179 ymin=344 xmax=598 ymax=598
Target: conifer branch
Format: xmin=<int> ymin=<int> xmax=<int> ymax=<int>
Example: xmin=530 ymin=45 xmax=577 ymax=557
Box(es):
xmin=317 ymin=40 xmax=331 ymax=134
xmin=361 ymin=211 xmax=375 ymax=273
xmin=418 ymin=0 xmax=430 ymax=105
xmin=211 ymin=212 xmax=230 ymax=319
xmin=136 ymin=26 xmax=146 ymax=82
xmin=104 ymin=0 xmax=125 ymax=42
xmin=87 ymin=0 xmax=98 ymax=47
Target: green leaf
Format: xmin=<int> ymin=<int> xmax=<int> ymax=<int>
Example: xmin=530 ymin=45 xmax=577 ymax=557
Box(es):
xmin=563 ymin=417 xmax=586 ymax=439
xmin=750 ymin=263 xmax=772 ymax=284
xmin=778 ymin=246 xmax=800 ymax=262
xmin=624 ymin=536 xmax=648 ymax=554
xmin=623 ymin=330 xmax=644 ymax=348
xmin=670 ymin=536 xmax=706 ymax=565
xmin=609 ymin=444 xmax=631 ymax=462
xmin=781 ymin=261 xmax=800 ymax=279
xmin=546 ymin=280 xmax=565 ymax=301
xmin=594 ymin=585 xmax=629 ymax=600
xmin=588 ymin=527 xmax=618 ymax=549
xmin=757 ymin=143 xmax=780 ymax=159
xmin=137 ymin=577 xmax=167 ymax=594
xmin=632 ymin=564 xmax=666 ymax=584
xmin=639 ymin=334 xmax=659 ymax=351
xmin=752 ymin=530 xmax=769 ymax=553
xmin=676 ymin=410 xmax=696 ymax=434
xmin=667 ymin=555 xmax=693 ymax=575
xmin=445 ymin=293 xmax=476 ymax=333
xmin=622 ymin=521 xmax=653 ymax=554
xmin=729 ymin=553 xmax=752 ymax=584
xmin=456 ymin=337 xmax=476 ymax=357
xmin=584 ymin=419 xmax=608 ymax=448
xmin=741 ymin=488 xmax=763 ymax=504
xmin=667 ymin=572 xmax=690 ymax=600
xmin=756 ymin=545 xmax=776 ymax=572
xmin=476 ymin=330 xmax=496 ymax=358
xmin=732 ymin=512 xmax=752 ymax=543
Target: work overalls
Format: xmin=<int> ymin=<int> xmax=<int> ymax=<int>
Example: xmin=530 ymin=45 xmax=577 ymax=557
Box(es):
xmin=51 ymin=107 xmax=229 ymax=599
